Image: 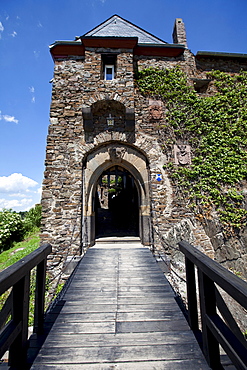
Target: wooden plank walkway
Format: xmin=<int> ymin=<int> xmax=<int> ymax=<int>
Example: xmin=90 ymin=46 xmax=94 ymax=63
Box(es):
xmin=31 ymin=239 xmax=210 ymax=369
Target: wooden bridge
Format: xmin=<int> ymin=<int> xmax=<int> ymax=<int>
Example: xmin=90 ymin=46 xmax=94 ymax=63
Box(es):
xmin=0 ymin=238 xmax=247 ymax=369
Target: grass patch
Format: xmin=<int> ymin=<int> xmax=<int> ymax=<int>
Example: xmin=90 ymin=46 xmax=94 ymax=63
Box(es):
xmin=0 ymin=228 xmax=42 ymax=326
xmin=0 ymin=228 xmax=40 ymax=271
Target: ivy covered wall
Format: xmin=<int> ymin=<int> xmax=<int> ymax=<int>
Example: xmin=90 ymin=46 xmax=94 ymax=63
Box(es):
xmin=136 ymin=67 xmax=247 ymax=277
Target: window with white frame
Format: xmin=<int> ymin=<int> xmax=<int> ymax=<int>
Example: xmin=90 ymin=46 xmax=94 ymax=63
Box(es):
xmin=102 ymin=54 xmax=117 ymax=80
xmin=104 ymin=65 xmax=114 ymax=80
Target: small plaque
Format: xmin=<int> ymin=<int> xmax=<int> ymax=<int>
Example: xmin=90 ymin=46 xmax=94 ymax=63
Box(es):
xmin=174 ymin=144 xmax=191 ymax=165
xmin=149 ymin=99 xmax=163 ymax=120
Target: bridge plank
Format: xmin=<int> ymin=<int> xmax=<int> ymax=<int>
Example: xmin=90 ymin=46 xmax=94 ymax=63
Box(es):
xmin=30 ymin=360 xmax=211 ymax=370
xmin=32 ymin=343 xmax=207 ymax=363
xmin=30 ymin=243 xmax=209 ymax=369
xmin=32 ymin=331 xmax=199 ymax=347
xmin=116 ymin=319 xmax=189 ymax=333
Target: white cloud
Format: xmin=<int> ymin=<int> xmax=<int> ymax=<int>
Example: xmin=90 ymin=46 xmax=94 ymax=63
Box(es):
xmin=37 ymin=187 xmax=42 ymax=194
xmin=0 ymin=111 xmax=18 ymax=124
xmin=29 ymin=87 xmax=35 ymax=103
xmin=29 ymin=86 xmax=35 ymax=103
xmin=0 ymin=198 xmax=33 ymax=210
xmin=2 ymin=115 xmax=18 ymax=123
xmin=0 ymin=173 xmax=38 ymax=193
xmin=37 ymin=22 xmax=43 ymax=28
xmin=9 ymin=193 xmax=32 ymax=198
xmin=0 ymin=22 xmax=4 ymax=39
xmin=0 ymin=174 xmax=41 ymax=211
xmin=10 ymin=31 xmax=17 ymax=37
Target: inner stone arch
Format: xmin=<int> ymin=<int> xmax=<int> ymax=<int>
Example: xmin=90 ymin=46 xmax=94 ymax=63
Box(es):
xmin=95 ymin=165 xmax=139 ymax=238
xmin=82 ymin=142 xmax=151 ymax=247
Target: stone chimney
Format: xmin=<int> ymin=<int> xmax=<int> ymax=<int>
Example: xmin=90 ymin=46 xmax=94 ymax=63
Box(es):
xmin=172 ymin=18 xmax=187 ymax=47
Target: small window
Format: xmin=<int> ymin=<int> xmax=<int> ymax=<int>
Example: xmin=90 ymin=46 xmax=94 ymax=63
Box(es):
xmin=105 ymin=65 xmax=114 ymax=81
xmin=192 ymin=78 xmax=211 ymax=94
xmin=101 ymin=54 xmax=117 ymax=80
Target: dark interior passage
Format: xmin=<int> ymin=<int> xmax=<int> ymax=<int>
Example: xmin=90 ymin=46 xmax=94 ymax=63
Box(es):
xmin=95 ymin=166 xmax=139 ymax=238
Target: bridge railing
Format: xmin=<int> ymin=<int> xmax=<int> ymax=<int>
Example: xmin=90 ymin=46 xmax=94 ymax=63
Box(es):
xmin=179 ymin=240 xmax=247 ymax=370
xmin=0 ymin=243 xmax=52 ymax=369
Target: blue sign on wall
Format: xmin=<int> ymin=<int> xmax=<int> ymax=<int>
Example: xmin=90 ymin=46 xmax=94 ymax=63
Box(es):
xmin=156 ymin=174 xmax=162 ymax=182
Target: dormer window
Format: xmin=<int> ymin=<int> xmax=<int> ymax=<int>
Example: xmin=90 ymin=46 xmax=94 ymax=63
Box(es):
xmin=105 ymin=65 xmax=114 ymax=80
xmin=102 ymin=54 xmax=117 ymax=80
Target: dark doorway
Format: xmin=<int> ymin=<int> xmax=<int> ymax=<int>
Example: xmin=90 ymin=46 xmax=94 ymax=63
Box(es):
xmin=95 ymin=166 xmax=139 ymax=238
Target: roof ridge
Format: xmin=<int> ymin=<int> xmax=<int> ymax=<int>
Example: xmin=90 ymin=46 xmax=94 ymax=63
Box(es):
xmin=81 ymin=14 xmax=119 ymax=37
xmin=82 ymin=14 xmax=167 ymax=44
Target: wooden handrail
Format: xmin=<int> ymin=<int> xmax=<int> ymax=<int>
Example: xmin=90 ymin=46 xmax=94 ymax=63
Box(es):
xmin=0 ymin=243 xmax=52 ymax=369
xmin=179 ymin=240 xmax=247 ymax=370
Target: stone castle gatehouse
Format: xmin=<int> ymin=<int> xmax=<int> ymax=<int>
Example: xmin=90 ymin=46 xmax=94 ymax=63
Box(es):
xmin=41 ymin=15 xmax=247 ymax=274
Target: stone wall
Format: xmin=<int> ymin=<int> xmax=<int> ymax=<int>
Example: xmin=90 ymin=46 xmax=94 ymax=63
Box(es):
xmin=196 ymin=56 xmax=247 ymax=73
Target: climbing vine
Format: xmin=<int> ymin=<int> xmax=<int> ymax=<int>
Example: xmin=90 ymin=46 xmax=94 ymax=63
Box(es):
xmin=135 ymin=67 xmax=247 ymax=231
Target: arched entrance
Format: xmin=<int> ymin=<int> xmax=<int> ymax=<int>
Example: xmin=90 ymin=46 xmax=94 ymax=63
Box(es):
xmin=82 ymin=142 xmax=151 ymax=247
xmin=95 ymin=165 xmax=139 ymax=238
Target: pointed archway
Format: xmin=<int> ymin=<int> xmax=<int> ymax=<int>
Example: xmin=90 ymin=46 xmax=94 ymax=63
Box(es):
xmin=95 ymin=165 xmax=139 ymax=238
xmin=82 ymin=142 xmax=151 ymax=247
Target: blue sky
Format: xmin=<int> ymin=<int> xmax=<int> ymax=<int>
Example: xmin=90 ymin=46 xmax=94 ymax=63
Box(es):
xmin=0 ymin=0 xmax=247 ymax=212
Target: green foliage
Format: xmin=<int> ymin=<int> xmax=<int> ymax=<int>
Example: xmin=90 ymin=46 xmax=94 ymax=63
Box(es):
xmin=23 ymin=204 xmax=42 ymax=234
xmin=28 ymin=269 xmax=37 ymax=326
xmin=0 ymin=220 xmax=41 ymax=327
xmin=0 ymin=231 xmax=52 ymax=327
xmin=0 ymin=209 xmax=25 ymax=252
xmin=0 ymin=231 xmax=41 ymax=326
xmin=0 ymin=230 xmax=40 ymax=271
xmin=0 ymin=205 xmax=42 ymax=252
xmin=54 ymin=281 xmax=65 ymax=297
xmin=136 ymin=67 xmax=247 ymax=230
xmin=108 ymin=188 xmax=116 ymax=193
xmin=27 ymin=269 xmax=50 ymax=327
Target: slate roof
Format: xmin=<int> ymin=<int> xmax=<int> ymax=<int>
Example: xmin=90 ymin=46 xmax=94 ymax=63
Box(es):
xmin=83 ymin=15 xmax=167 ymax=45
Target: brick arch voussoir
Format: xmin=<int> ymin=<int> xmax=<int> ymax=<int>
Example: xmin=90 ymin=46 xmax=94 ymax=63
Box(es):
xmin=86 ymin=92 xmax=129 ymax=108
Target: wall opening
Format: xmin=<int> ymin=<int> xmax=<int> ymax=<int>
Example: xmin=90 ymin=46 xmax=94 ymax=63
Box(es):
xmin=82 ymin=142 xmax=151 ymax=247
xmin=95 ymin=165 xmax=139 ymax=238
